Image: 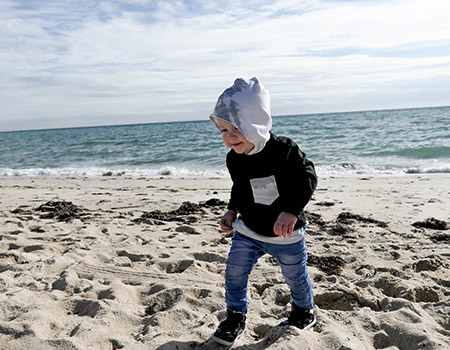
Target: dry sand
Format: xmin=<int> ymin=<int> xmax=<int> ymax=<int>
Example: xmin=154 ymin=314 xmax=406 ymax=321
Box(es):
xmin=0 ymin=176 xmax=449 ymax=350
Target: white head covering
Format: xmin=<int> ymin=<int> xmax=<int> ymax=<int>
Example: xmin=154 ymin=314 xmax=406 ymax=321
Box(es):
xmin=210 ymin=77 xmax=272 ymax=155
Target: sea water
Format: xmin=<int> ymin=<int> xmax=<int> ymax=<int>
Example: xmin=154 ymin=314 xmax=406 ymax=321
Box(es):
xmin=1 ymin=106 xmax=449 ymax=178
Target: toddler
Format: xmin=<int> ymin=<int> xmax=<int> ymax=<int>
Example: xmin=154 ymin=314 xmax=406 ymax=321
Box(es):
xmin=209 ymin=77 xmax=318 ymax=346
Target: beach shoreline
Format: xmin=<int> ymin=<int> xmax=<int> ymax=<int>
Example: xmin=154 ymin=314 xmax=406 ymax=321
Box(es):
xmin=0 ymin=176 xmax=449 ymax=349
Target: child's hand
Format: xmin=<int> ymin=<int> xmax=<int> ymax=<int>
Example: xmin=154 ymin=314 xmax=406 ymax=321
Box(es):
xmin=274 ymin=212 xmax=298 ymax=238
xmin=220 ymin=210 xmax=237 ymax=232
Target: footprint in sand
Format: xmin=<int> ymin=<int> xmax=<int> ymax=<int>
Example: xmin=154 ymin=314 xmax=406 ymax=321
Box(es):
xmin=52 ymin=270 xmax=92 ymax=294
xmin=192 ymin=252 xmax=226 ymax=263
xmin=143 ymin=288 xmax=183 ymax=316
xmin=0 ymin=322 xmax=34 ymax=339
xmin=373 ymin=321 xmax=441 ymax=350
xmin=66 ymin=298 xmax=101 ymax=318
xmin=314 ymin=289 xmax=380 ymax=312
xmin=23 ymin=244 xmax=45 ymax=253
xmin=413 ymin=258 xmax=444 ymax=272
xmin=259 ymin=285 xmax=291 ymax=307
xmin=8 ymin=243 xmax=21 ymax=250
xmin=157 ymin=260 xmax=194 ymax=274
xmin=117 ymin=250 xmax=153 ymax=263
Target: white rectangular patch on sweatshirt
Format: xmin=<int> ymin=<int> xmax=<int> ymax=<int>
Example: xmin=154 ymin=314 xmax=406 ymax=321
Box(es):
xmin=250 ymin=175 xmax=279 ymax=205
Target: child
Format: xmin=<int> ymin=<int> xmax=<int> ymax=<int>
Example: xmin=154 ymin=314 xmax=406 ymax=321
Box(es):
xmin=209 ymin=77 xmax=318 ymax=346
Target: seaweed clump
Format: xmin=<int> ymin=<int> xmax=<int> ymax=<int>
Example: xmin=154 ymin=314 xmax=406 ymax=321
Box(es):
xmin=134 ymin=199 xmax=227 ymax=225
xmin=412 ymin=218 xmax=448 ymax=230
xmin=337 ymin=212 xmax=388 ymax=228
xmin=34 ymin=200 xmax=87 ymax=222
xmin=308 ymin=254 xmax=346 ymax=275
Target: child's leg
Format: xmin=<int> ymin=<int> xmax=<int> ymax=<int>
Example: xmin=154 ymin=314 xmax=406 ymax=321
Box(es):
xmin=268 ymin=236 xmax=314 ymax=309
xmin=225 ymin=232 xmax=265 ymax=314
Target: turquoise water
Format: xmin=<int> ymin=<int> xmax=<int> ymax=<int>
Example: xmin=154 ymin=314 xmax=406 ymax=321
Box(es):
xmin=1 ymin=106 xmax=449 ymax=177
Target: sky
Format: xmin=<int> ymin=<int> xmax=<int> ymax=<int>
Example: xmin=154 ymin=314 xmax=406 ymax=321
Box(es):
xmin=1 ymin=0 xmax=450 ymax=132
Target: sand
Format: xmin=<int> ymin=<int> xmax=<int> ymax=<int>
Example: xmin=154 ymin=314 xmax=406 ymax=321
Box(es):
xmin=0 ymin=176 xmax=449 ymax=350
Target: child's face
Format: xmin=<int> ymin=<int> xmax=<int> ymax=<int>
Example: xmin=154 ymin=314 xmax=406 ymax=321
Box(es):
xmin=216 ymin=119 xmax=255 ymax=155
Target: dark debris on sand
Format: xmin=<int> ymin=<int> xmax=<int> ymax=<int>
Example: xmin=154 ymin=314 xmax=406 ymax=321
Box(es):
xmin=337 ymin=211 xmax=389 ymax=228
xmin=133 ymin=198 xmax=227 ymax=225
xmin=306 ymin=210 xmax=391 ymax=238
xmin=34 ymin=200 xmax=88 ymax=222
xmin=305 ymin=211 xmax=326 ymax=227
xmin=429 ymin=233 xmax=450 ymax=243
xmin=329 ymin=222 xmax=354 ymax=236
xmin=412 ymin=217 xmax=448 ymax=230
xmin=12 ymin=200 xmax=88 ymax=222
xmin=308 ymin=254 xmax=346 ymax=275
xmin=315 ymin=201 xmax=335 ymax=207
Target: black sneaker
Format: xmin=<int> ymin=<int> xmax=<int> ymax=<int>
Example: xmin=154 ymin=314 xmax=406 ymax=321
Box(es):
xmin=280 ymin=303 xmax=316 ymax=330
xmin=211 ymin=309 xmax=246 ymax=346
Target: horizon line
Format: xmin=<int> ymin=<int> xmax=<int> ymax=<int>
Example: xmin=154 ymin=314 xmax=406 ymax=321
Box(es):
xmin=1 ymin=104 xmax=449 ymax=134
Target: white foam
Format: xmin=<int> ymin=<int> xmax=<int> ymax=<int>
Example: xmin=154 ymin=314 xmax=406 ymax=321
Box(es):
xmin=403 ymin=166 xmax=450 ymax=174
xmin=0 ymin=166 xmax=229 ymax=178
xmin=2 ymin=162 xmax=450 ymax=179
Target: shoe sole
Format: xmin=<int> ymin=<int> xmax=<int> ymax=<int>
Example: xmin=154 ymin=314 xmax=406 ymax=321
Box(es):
xmin=211 ymin=327 xmax=245 ymax=347
xmin=279 ymin=316 xmax=316 ymax=330
xmin=302 ymin=316 xmax=316 ymax=330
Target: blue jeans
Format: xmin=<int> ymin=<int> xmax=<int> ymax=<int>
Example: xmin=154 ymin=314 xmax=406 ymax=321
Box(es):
xmin=225 ymin=232 xmax=314 ymax=314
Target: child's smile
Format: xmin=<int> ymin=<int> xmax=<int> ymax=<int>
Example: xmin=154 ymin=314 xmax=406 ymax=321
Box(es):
xmin=216 ymin=119 xmax=255 ymax=155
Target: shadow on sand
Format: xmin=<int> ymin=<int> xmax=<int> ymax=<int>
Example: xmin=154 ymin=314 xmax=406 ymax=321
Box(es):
xmin=155 ymin=324 xmax=292 ymax=350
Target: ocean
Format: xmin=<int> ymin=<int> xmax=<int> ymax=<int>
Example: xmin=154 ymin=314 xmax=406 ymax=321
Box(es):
xmin=1 ymin=106 xmax=449 ymax=178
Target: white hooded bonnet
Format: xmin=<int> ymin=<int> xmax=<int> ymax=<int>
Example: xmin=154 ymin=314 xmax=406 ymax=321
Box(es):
xmin=210 ymin=77 xmax=272 ymax=155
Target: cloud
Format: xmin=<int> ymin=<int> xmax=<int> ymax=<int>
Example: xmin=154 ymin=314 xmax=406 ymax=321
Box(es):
xmin=0 ymin=0 xmax=449 ymax=131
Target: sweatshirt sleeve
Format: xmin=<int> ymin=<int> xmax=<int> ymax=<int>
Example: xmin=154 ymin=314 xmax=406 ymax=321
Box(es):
xmin=227 ymin=175 xmax=239 ymax=212
xmin=226 ymin=154 xmax=239 ymax=213
xmin=276 ymin=141 xmax=317 ymax=216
